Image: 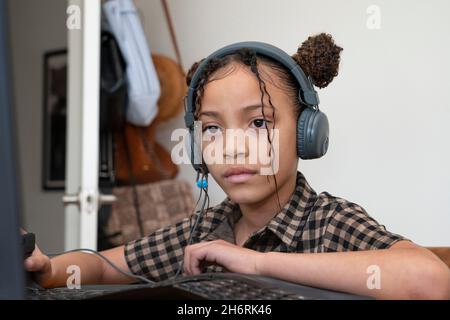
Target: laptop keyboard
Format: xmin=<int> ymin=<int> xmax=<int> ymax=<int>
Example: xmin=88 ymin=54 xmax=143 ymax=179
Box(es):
xmin=27 ymin=280 xmax=307 ymax=300
xmin=26 ymin=272 xmax=352 ymax=300
xmin=26 ymin=286 xmax=125 ymax=300
xmin=174 ymin=278 xmax=308 ymax=300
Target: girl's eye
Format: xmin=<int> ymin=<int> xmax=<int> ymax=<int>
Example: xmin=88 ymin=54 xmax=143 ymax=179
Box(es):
xmin=251 ymin=118 xmax=270 ymax=129
xmin=202 ymin=125 xmax=221 ymax=134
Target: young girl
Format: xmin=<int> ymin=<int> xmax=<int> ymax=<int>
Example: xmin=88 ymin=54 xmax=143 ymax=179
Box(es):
xmin=25 ymin=33 xmax=449 ymax=299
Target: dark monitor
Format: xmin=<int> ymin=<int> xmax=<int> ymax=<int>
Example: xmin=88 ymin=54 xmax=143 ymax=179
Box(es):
xmin=0 ymin=0 xmax=25 ymax=299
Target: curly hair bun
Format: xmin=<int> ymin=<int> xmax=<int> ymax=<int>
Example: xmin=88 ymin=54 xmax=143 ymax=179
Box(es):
xmin=292 ymin=33 xmax=343 ymax=89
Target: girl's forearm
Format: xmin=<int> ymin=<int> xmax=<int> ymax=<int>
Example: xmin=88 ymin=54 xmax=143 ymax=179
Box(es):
xmin=258 ymin=248 xmax=450 ymax=299
xmin=45 ymin=252 xmax=105 ymax=288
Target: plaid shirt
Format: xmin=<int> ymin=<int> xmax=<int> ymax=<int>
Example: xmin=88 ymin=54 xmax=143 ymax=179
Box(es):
xmin=124 ymin=171 xmax=406 ymax=282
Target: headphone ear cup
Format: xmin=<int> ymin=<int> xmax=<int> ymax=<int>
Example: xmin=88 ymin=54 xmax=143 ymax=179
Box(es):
xmin=296 ymin=108 xmax=309 ymax=159
xmin=297 ymin=108 xmax=330 ymax=159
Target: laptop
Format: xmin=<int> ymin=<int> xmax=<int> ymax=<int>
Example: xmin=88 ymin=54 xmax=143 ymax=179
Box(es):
xmin=0 ymin=0 xmax=26 ymax=300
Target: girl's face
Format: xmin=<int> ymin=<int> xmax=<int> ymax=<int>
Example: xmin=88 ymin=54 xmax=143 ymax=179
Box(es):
xmin=198 ymin=62 xmax=299 ymax=205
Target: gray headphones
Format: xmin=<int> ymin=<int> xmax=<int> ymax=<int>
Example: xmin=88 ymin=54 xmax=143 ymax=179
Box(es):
xmin=184 ymin=41 xmax=329 ymax=175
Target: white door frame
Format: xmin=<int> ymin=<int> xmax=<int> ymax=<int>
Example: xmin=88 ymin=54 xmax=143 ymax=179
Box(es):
xmin=64 ymin=0 xmax=101 ymax=250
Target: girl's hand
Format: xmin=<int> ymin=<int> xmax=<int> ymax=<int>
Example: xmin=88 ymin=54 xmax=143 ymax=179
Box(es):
xmin=21 ymin=229 xmax=54 ymax=288
xmin=183 ymin=240 xmax=266 ymax=276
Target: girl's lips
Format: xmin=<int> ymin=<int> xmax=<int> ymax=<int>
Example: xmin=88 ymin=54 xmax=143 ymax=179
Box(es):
xmin=224 ymin=172 xmax=256 ymax=183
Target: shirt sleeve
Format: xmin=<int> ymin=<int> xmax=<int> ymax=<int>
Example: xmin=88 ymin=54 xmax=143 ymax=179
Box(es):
xmin=322 ymin=201 xmax=408 ymax=252
xmin=124 ymin=213 xmax=196 ymax=282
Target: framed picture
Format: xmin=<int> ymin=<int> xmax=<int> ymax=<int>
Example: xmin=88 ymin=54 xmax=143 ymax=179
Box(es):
xmin=42 ymin=49 xmax=67 ymax=190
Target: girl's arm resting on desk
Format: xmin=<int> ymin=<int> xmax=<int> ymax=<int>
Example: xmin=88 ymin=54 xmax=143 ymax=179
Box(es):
xmin=25 ymin=245 xmax=135 ymax=288
xmin=183 ymin=239 xmax=450 ymax=299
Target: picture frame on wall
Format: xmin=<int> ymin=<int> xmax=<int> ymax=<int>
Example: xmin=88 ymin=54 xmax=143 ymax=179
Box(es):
xmin=42 ymin=49 xmax=67 ymax=190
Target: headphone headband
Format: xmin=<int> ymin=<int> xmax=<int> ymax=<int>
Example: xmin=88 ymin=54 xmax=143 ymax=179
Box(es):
xmin=184 ymin=41 xmax=320 ymax=128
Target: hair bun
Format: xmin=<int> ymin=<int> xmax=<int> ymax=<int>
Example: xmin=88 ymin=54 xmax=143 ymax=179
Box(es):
xmin=292 ymin=33 xmax=343 ymax=89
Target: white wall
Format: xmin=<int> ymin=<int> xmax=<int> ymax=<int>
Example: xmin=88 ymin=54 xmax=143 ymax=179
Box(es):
xmin=8 ymin=0 xmax=67 ymax=252
xmin=138 ymin=0 xmax=450 ymax=246
xmin=8 ymin=0 xmax=449 ymax=250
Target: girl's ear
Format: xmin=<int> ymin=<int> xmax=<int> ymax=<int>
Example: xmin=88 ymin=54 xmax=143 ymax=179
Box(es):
xmin=292 ymin=33 xmax=343 ymax=89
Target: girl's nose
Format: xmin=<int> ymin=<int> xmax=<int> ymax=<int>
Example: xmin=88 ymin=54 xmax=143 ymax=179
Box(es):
xmin=223 ymin=129 xmax=250 ymax=163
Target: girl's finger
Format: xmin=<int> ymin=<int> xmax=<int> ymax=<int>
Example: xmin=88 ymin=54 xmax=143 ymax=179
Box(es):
xmin=190 ymin=245 xmax=213 ymax=275
xmin=24 ymin=255 xmax=47 ymax=272
xmin=183 ymin=245 xmax=191 ymax=275
xmin=183 ymin=241 xmax=217 ymax=275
